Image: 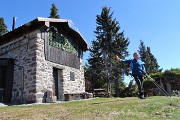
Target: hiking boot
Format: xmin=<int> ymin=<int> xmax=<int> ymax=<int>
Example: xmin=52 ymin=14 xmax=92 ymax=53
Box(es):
xmin=140 ymin=96 xmax=146 ymax=99
xmin=140 ymin=95 xmax=146 ymax=99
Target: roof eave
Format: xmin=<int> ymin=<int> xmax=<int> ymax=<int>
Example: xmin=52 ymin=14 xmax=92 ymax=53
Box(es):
xmin=0 ymin=17 xmax=90 ymax=51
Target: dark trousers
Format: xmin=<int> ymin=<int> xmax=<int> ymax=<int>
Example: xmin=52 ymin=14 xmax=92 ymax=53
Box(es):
xmin=133 ymin=74 xmax=144 ymax=97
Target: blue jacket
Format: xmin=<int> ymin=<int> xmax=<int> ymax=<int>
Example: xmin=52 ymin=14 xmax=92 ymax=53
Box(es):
xmin=122 ymin=59 xmax=145 ymax=76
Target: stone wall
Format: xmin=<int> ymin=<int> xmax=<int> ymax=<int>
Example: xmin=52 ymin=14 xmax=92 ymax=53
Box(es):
xmin=0 ymin=31 xmax=38 ymax=103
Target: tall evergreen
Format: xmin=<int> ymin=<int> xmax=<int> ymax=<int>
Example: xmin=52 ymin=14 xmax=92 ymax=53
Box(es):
xmin=87 ymin=40 xmax=107 ymax=89
xmin=0 ymin=17 xmax=8 ymax=36
xmin=49 ymin=3 xmax=60 ymax=19
xmin=138 ymin=40 xmax=146 ymax=62
xmin=146 ymin=47 xmax=161 ymax=73
xmin=138 ymin=40 xmax=161 ymax=74
xmin=87 ymin=7 xmax=129 ymax=97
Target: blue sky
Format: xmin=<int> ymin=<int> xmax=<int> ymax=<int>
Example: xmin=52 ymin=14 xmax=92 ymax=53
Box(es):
xmin=1 ymin=0 xmax=180 ymax=83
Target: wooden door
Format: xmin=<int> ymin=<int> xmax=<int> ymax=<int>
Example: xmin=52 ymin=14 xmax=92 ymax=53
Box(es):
xmin=53 ymin=68 xmax=63 ymax=100
xmin=53 ymin=68 xmax=58 ymax=99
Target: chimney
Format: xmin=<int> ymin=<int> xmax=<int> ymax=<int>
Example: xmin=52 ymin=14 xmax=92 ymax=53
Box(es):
xmin=12 ymin=17 xmax=17 ymax=30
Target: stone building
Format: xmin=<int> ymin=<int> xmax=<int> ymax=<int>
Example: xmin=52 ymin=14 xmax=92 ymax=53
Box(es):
xmin=0 ymin=17 xmax=89 ymax=104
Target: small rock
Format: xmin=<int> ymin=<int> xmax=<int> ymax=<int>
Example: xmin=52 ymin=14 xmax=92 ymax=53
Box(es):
xmin=155 ymin=112 xmax=162 ymax=115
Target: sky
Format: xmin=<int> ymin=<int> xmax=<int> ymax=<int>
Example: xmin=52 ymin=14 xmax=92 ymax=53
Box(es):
xmin=1 ymin=0 xmax=180 ymax=83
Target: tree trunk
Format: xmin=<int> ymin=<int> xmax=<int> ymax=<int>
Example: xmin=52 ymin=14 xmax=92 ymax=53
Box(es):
xmin=166 ymin=80 xmax=172 ymax=96
xmin=114 ymin=78 xmax=120 ymax=97
xmin=159 ymin=79 xmax=164 ymax=95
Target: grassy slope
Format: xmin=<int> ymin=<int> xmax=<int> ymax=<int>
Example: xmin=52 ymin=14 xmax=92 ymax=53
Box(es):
xmin=0 ymin=96 xmax=179 ymax=120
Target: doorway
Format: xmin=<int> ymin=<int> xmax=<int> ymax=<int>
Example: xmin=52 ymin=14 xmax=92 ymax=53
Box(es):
xmin=0 ymin=59 xmax=14 ymax=103
xmin=0 ymin=66 xmax=6 ymax=102
xmin=53 ymin=68 xmax=63 ymax=100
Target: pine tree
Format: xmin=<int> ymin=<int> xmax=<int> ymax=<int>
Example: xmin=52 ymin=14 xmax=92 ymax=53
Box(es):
xmin=138 ymin=40 xmax=146 ymax=62
xmin=87 ymin=40 xmax=107 ymax=89
xmin=49 ymin=3 xmax=60 ymax=19
xmin=138 ymin=40 xmax=161 ymax=74
xmin=87 ymin=7 xmax=129 ymax=97
xmin=0 ymin=17 xmax=8 ymax=36
xmin=146 ymin=47 xmax=161 ymax=73
xmin=123 ymin=80 xmax=138 ymax=97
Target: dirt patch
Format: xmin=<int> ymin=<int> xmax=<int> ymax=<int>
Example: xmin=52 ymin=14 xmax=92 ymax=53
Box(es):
xmin=168 ymin=103 xmax=179 ymax=109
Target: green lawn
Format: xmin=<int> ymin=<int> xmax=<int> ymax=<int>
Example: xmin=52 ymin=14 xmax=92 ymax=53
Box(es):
xmin=0 ymin=96 xmax=179 ymax=120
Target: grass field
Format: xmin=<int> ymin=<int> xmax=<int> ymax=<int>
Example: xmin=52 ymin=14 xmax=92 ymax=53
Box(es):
xmin=0 ymin=96 xmax=179 ymax=120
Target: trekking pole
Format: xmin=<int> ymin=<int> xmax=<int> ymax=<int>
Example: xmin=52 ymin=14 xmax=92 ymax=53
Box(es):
xmin=146 ymin=75 xmax=171 ymax=97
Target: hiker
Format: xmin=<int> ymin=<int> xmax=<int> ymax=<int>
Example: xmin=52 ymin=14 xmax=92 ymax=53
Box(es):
xmin=116 ymin=52 xmax=146 ymax=99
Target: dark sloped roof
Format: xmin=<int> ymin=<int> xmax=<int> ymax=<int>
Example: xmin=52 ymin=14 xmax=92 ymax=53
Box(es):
xmin=0 ymin=17 xmax=89 ymax=51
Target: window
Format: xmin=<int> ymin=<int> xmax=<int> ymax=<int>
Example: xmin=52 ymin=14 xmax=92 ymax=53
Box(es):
xmin=70 ymin=71 xmax=75 ymax=81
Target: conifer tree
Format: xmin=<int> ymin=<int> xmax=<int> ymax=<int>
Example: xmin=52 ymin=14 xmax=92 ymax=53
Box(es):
xmin=87 ymin=40 xmax=107 ymax=89
xmin=87 ymin=7 xmax=129 ymax=97
xmin=138 ymin=40 xmax=146 ymax=62
xmin=0 ymin=17 xmax=8 ymax=36
xmin=146 ymin=47 xmax=161 ymax=73
xmin=138 ymin=40 xmax=161 ymax=74
xmin=49 ymin=3 xmax=60 ymax=19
